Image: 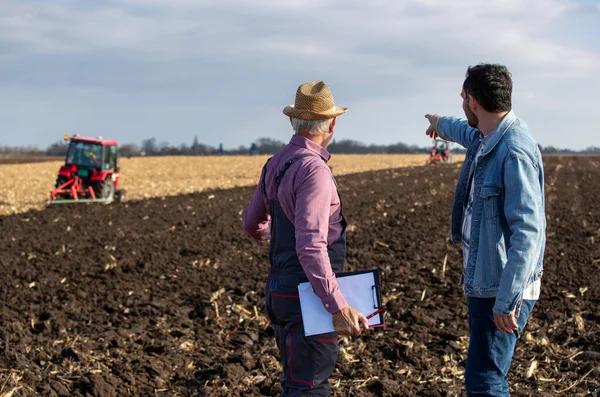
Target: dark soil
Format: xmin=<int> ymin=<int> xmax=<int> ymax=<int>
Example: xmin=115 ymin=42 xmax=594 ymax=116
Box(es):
xmin=0 ymin=156 xmax=598 ymax=396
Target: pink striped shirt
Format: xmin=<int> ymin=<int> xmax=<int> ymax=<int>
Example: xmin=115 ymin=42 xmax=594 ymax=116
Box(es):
xmin=242 ymin=135 xmax=348 ymax=313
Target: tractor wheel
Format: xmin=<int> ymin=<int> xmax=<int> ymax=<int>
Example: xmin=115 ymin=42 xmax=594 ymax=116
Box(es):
xmin=114 ymin=189 xmax=126 ymax=203
xmin=55 ymin=175 xmax=69 ymax=188
xmin=93 ymin=179 xmax=115 ymax=201
xmin=54 ymin=175 xmax=70 ymax=200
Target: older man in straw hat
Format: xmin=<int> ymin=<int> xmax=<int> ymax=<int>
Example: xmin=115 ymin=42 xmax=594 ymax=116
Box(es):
xmin=242 ymin=81 xmax=369 ymax=396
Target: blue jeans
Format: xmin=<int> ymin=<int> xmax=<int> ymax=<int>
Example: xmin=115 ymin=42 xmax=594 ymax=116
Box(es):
xmin=466 ymin=298 xmax=536 ymax=396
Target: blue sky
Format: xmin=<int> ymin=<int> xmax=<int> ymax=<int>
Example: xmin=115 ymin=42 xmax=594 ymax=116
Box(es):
xmin=1 ymin=0 xmax=598 ymax=150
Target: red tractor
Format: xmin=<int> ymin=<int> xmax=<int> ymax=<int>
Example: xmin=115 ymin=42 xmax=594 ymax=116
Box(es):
xmin=50 ymin=135 xmax=125 ymax=203
xmin=429 ymin=139 xmax=452 ymax=164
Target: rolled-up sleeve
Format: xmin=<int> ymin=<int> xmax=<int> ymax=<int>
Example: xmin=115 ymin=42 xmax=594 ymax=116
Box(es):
xmin=242 ymin=177 xmax=271 ymax=241
xmin=294 ymin=164 xmax=348 ymax=314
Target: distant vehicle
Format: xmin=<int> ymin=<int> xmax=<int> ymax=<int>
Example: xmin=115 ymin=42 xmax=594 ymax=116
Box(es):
xmin=429 ymin=139 xmax=452 ymax=164
xmin=50 ymin=134 xmax=125 ymax=204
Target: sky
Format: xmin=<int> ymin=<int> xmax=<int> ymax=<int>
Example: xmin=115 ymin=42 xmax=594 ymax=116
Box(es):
xmin=0 ymin=0 xmax=599 ymax=150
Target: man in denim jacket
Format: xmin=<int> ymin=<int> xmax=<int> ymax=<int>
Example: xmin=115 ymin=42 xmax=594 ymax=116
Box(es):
xmin=424 ymin=64 xmax=545 ymax=396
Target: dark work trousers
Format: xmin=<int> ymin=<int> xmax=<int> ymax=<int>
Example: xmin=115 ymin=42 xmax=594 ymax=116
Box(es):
xmin=262 ymin=154 xmax=347 ymax=397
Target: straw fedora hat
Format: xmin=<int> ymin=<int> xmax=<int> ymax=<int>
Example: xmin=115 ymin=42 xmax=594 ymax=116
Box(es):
xmin=283 ymin=81 xmax=347 ymax=120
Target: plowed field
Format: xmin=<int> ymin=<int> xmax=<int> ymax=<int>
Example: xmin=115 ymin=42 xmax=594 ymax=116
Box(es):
xmin=0 ymin=156 xmax=598 ymax=396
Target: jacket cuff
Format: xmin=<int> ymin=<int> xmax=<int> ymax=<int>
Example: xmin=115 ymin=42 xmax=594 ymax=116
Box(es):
xmin=493 ymin=294 xmax=521 ymax=316
xmin=436 ymin=117 xmax=449 ymax=141
xmin=321 ymin=289 xmax=348 ymax=314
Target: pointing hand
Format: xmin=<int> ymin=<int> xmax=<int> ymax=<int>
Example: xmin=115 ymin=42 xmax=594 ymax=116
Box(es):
xmin=424 ymin=114 xmax=441 ymax=139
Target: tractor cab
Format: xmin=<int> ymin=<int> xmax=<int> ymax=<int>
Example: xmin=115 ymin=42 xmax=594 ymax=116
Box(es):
xmin=51 ymin=135 xmax=125 ymax=203
xmin=65 ymin=139 xmax=118 ymax=173
xmin=67 ymin=141 xmax=105 ymax=169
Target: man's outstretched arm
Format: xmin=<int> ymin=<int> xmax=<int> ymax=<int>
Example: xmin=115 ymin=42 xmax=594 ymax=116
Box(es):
xmin=425 ymin=113 xmax=477 ymax=149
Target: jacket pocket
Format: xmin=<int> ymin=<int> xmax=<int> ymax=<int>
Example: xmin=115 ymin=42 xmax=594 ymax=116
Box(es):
xmin=480 ymin=185 xmax=502 ymax=220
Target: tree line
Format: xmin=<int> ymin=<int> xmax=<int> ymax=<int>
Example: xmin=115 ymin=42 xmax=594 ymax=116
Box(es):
xmin=1 ymin=136 xmax=599 ymax=157
xmin=116 ymin=137 xmax=455 ymax=156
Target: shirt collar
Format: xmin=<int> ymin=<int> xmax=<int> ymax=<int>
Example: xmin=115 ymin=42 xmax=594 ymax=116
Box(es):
xmin=481 ymin=110 xmax=516 ymax=147
xmin=289 ymin=134 xmax=331 ymax=162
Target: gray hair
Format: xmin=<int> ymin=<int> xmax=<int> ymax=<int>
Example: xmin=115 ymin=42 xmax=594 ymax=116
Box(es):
xmin=291 ymin=118 xmax=334 ymax=136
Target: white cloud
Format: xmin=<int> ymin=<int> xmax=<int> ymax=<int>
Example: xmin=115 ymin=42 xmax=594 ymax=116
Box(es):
xmin=0 ymin=0 xmax=598 ymax=149
xmin=0 ymin=0 xmax=593 ymax=70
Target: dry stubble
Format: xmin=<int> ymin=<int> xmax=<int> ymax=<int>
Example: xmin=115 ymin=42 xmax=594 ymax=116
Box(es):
xmin=0 ymin=154 xmax=463 ymax=215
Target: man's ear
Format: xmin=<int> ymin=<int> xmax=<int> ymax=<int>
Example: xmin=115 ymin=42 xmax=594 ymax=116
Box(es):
xmin=329 ymin=117 xmax=337 ymax=133
xmin=468 ymin=95 xmax=479 ymax=113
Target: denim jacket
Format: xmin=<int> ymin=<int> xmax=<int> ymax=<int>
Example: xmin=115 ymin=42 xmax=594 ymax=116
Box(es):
xmin=437 ymin=111 xmax=545 ymax=315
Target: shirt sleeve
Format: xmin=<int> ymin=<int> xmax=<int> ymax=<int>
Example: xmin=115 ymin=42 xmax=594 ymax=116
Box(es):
xmin=294 ymin=163 xmax=348 ymax=314
xmin=241 ymin=173 xmax=271 ymax=241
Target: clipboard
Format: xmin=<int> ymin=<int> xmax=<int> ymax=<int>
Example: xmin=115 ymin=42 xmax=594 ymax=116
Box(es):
xmin=297 ymin=269 xmax=384 ymax=336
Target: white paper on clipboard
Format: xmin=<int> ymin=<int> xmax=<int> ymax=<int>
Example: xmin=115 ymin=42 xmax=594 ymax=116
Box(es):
xmin=298 ymin=270 xmax=383 ymax=336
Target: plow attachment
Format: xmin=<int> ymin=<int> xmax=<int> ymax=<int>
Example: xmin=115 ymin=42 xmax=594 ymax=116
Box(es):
xmin=49 ymin=175 xmax=113 ymax=204
xmin=50 ymin=175 xmax=123 ymax=205
xmin=50 ymin=197 xmax=113 ymax=205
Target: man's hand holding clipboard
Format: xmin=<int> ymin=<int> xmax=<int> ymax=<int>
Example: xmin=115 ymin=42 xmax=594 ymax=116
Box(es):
xmin=332 ymin=306 xmax=370 ymax=336
xmin=298 ymin=269 xmax=385 ymax=337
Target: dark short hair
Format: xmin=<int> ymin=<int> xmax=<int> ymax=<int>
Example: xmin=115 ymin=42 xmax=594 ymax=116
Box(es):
xmin=463 ymin=64 xmax=512 ymax=113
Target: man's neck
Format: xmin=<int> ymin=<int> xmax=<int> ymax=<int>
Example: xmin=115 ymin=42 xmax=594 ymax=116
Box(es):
xmin=478 ymin=111 xmax=510 ymax=136
xmin=297 ymin=132 xmax=329 ymax=149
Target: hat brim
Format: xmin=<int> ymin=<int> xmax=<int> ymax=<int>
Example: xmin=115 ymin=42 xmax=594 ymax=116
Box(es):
xmin=283 ymin=105 xmax=347 ymax=120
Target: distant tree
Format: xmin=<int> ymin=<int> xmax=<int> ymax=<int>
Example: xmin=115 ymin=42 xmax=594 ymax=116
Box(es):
xmin=158 ymin=141 xmax=170 ymax=154
xmin=329 ymin=139 xmax=367 ymax=154
xmin=254 ymin=138 xmax=285 ymax=154
xmin=249 ymin=143 xmax=258 ymax=155
xmin=197 ymin=143 xmax=214 ymax=155
xmin=409 ymin=144 xmax=428 ymax=154
xmin=542 ymin=145 xmax=558 ymax=154
xmin=188 ymin=136 xmax=215 ymax=155
xmin=386 ymin=142 xmax=411 ymax=154
xmin=141 ymin=138 xmax=158 ymax=156
xmin=230 ymin=145 xmax=249 ymax=155
xmin=179 ymin=143 xmax=190 ymax=155
xmin=366 ymin=144 xmax=384 ymax=154
xmin=191 ymin=135 xmax=200 ymax=152
xmin=46 ymin=141 xmax=69 ymax=157
xmin=0 ymin=145 xmax=42 ymax=156
xmin=119 ymin=143 xmax=140 ymax=158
